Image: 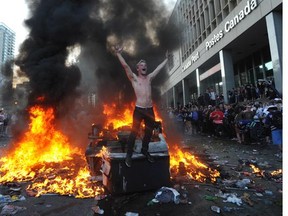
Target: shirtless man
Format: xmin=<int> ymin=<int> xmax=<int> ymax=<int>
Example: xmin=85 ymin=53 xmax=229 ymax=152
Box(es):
xmin=115 ymin=46 xmax=168 ymax=167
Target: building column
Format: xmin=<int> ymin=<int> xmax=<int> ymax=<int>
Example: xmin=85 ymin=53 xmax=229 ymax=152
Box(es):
xmin=196 ymin=68 xmax=201 ymax=96
xmin=182 ymin=79 xmax=190 ymax=106
xmin=219 ymin=50 xmax=235 ymax=103
xmin=172 ymin=86 xmax=176 ymax=108
xmin=181 ymin=80 xmax=186 ymax=106
xmin=266 ymin=12 xmax=282 ymax=96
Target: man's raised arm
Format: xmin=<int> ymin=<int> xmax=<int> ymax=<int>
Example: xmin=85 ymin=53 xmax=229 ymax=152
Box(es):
xmin=148 ymin=52 xmax=168 ymax=80
xmin=115 ymin=46 xmax=136 ymax=81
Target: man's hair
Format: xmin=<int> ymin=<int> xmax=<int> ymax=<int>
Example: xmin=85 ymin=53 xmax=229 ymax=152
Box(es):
xmin=136 ymin=59 xmax=146 ymax=68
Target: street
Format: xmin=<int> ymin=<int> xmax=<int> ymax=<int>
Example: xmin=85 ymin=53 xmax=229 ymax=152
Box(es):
xmin=0 ymin=130 xmax=283 ymax=216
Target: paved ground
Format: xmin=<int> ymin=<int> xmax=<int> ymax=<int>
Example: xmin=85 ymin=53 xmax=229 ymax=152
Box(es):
xmin=0 ymin=129 xmax=283 ymax=216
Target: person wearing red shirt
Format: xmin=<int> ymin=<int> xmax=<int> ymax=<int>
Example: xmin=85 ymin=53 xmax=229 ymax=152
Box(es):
xmin=209 ymin=106 xmax=224 ymax=136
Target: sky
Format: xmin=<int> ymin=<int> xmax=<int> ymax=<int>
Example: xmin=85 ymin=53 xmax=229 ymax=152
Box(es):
xmin=0 ymin=0 xmax=30 ymax=56
xmin=0 ymin=0 xmax=177 ymax=57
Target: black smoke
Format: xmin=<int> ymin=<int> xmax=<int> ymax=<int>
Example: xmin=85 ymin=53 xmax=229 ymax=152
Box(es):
xmin=16 ymin=0 xmax=181 ymax=111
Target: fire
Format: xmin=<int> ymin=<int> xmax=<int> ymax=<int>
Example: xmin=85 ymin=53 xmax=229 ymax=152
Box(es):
xmin=103 ymin=103 xmax=219 ymax=183
xmin=103 ymin=103 xmax=134 ymax=129
xmin=102 ymin=103 xmax=162 ymax=129
xmin=0 ymin=106 xmax=103 ymax=198
xmin=169 ymin=146 xmax=220 ymax=183
xmin=271 ymin=169 xmax=282 ymax=176
xmin=250 ymin=164 xmax=265 ymax=177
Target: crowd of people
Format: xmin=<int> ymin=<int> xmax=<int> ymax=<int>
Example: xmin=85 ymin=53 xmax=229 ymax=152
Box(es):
xmin=167 ymin=89 xmax=282 ymax=150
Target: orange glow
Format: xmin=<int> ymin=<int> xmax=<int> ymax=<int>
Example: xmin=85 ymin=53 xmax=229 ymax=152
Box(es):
xmin=169 ymin=145 xmax=220 ymax=183
xmin=102 ymin=103 xmax=163 ymax=130
xmin=103 ymin=103 xmax=134 ymax=129
xmin=0 ymin=106 xmax=103 ymax=198
xmin=250 ymin=164 xmax=264 ymax=177
xmin=271 ymin=169 xmax=282 ymax=176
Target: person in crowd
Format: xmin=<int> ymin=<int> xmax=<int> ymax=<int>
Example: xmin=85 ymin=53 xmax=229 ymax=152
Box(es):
xmin=223 ymin=104 xmax=236 ymax=139
xmin=204 ymin=88 xmax=211 ymax=106
xmin=209 ymin=88 xmax=217 ymax=106
xmin=190 ymin=105 xmax=199 ymax=135
xmin=264 ymin=105 xmax=282 ymax=150
xmin=115 ymin=46 xmax=168 ymax=167
xmin=209 ymin=105 xmax=224 ymax=137
xmin=202 ymin=105 xmax=213 ymax=136
xmin=235 ymin=104 xmax=255 ymax=144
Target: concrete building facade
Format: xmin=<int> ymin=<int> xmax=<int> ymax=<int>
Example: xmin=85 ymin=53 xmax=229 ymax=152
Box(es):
xmin=162 ymin=0 xmax=282 ymax=107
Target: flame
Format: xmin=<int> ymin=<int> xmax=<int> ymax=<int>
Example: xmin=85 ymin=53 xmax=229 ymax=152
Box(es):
xmin=0 ymin=105 xmax=103 ymax=198
xmin=102 ymin=103 xmax=162 ymax=129
xmin=169 ymin=146 xmax=220 ymax=183
xmin=249 ymin=164 xmax=265 ymax=177
xmin=103 ymin=103 xmax=219 ymax=183
xmin=250 ymin=164 xmax=282 ymax=179
xmin=103 ymin=103 xmax=134 ymax=129
xmin=270 ymin=169 xmax=282 ymax=176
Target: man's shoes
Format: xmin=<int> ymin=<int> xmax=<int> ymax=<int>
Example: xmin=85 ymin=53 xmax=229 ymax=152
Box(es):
xmin=125 ymin=155 xmax=132 ymax=168
xmin=141 ymin=150 xmax=155 ymax=163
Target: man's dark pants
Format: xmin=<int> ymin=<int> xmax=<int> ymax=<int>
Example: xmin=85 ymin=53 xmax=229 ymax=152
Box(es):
xmin=126 ymin=106 xmax=155 ymax=156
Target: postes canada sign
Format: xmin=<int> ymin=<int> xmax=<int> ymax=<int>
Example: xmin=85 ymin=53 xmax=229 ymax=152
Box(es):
xmin=182 ymin=0 xmax=258 ymax=72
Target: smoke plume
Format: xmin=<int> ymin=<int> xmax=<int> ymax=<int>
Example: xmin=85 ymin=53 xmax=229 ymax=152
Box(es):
xmin=16 ymin=0 xmax=180 ymax=109
xmin=14 ymin=0 xmax=181 ymax=145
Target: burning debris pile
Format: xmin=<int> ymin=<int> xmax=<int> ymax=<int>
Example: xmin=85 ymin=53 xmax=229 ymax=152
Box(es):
xmin=0 ymin=105 xmax=103 ymax=198
xmin=169 ymin=146 xmax=220 ymax=183
xmin=0 ymin=102 xmax=221 ymax=198
xmin=85 ymin=103 xmax=221 ymax=188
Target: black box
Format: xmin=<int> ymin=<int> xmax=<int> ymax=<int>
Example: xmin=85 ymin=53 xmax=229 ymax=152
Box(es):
xmin=102 ymin=153 xmax=171 ymax=194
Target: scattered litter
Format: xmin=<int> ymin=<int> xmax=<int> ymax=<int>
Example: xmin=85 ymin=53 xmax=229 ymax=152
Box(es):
xmin=210 ymin=205 xmax=221 ymax=213
xmin=241 ymin=193 xmax=253 ymax=206
xmin=154 ymin=187 xmax=180 ymax=204
xmin=265 ymin=190 xmax=273 ymax=195
xmin=235 ymin=179 xmax=251 ymax=188
xmin=91 ymin=206 xmax=104 ymax=215
xmin=147 ymin=198 xmax=159 ymax=206
xmin=242 ymin=172 xmax=251 ymax=176
xmin=223 ymin=206 xmax=244 ymax=212
xmin=255 ymin=192 xmax=264 ymax=197
xmin=223 ymin=194 xmax=242 ymax=206
xmin=0 ymin=205 xmax=26 ymax=215
xmin=125 ymin=212 xmax=139 ymax=216
xmin=0 ymin=194 xmax=25 ymax=203
xmin=204 ymin=195 xmax=217 ymax=201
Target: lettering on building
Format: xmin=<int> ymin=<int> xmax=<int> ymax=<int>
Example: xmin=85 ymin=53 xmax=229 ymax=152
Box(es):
xmin=182 ymin=52 xmax=199 ymax=72
xmin=182 ymin=0 xmax=258 ymax=72
xmin=225 ymin=0 xmax=258 ymax=32
xmin=205 ymin=30 xmax=224 ymax=51
xmin=205 ymin=0 xmax=258 ymax=51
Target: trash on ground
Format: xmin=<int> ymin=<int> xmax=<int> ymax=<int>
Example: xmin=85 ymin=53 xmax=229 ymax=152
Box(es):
xmin=235 ymin=179 xmax=251 ymax=188
xmin=92 ymin=205 xmax=104 ymax=215
xmin=0 ymin=204 xmax=26 ymax=215
xmin=241 ymin=193 xmax=254 ymax=206
xmin=154 ymin=187 xmax=180 ymax=204
xmin=222 ymin=194 xmax=242 ymax=206
xmin=125 ymin=212 xmax=139 ymax=216
xmin=211 ymin=205 xmax=221 ymax=213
